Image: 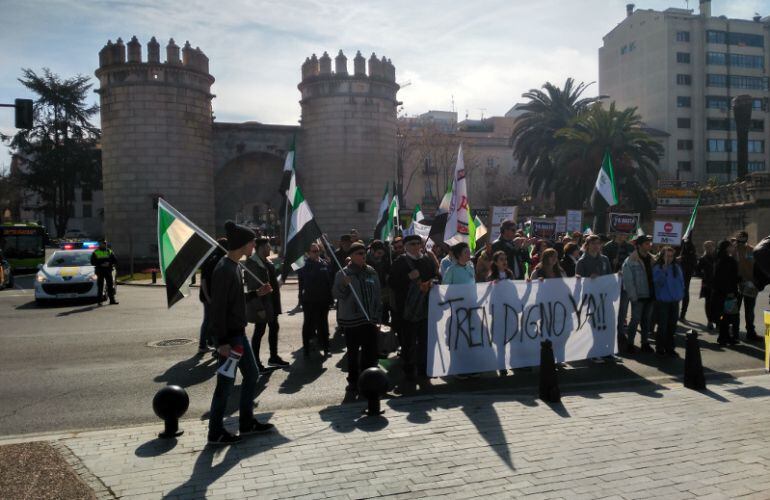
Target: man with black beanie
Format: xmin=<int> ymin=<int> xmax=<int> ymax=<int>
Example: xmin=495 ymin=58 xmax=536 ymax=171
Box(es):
xmin=208 ymin=221 xmax=274 ymax=445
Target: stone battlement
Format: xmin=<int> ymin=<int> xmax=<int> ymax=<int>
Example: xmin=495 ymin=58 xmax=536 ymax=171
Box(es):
xmin=98 ymin=36 xmax=210 ymax=75
xmin=700 ymin=173 xmax=770 ymax=208
xmin=301 ymin=50 xmax=396 ymax=83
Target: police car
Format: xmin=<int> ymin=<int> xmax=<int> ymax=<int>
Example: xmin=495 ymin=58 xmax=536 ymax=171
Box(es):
xmin=34 ymin=249 xmax=102 ymax=302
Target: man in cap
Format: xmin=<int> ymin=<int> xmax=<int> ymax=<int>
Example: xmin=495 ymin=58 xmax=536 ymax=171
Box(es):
xmin=90 ymin=239 xmax=118 ymax=305
xmin=389 ymin=234 xmax=438 ymax=381
xmin=333 ymin=241 xmax=382 ymax=391
xmin=621 ymin=233 xmax=655 ymax=354
xmin=208 ymin=221 xmax=274 ymax=445
xmin=491 ymin=220 xmax=529 ymax=280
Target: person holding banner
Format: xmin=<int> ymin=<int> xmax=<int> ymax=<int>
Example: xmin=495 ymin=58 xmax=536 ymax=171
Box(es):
xmin=560 ymin=242 xmax=580 ymax=278
xmin=208 ymin=221 xmax=274 ymax=445
xmin=486 ymin=250 xmax=513 ymax=281
xmin=652 ymin=246 xmax=685 ymax=356
xmin=530 ymin=248 xmax=566 ymax=280
xmin=333 ymin=242 xmax=382 ymax=392
xmin=576 ymin=235 xmax=612 ymax=278
xmin=442 ymin=242 xmax=475 ymax=284
xmin=389 ymin=234 xmax=438 ymax=380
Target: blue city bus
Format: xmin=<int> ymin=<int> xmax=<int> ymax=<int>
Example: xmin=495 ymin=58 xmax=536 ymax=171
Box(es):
xmin=0 ymin=223 xmax=48 ymax=272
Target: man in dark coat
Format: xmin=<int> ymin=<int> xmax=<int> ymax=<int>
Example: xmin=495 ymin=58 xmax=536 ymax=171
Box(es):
xmin=677 ymin=235 xmax=698 ymax=321
xmin=297 ymin=242 xmax=334 ymax=358
xmin=208 ymin=221 xmax=274 ymax=445
xmin=388 ymin=234 xmax=438 ymax=380
xmin=244 ymin=237 xmax=289 ymax=370
xmin=198 ymin=238 xmax=227 ymax=354
xmin=491 ymin=220 xmax=529 ymax=279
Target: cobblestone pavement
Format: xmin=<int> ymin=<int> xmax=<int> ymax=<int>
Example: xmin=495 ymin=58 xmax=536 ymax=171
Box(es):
xmin=47 ymin=373 xmax=770 ymax=499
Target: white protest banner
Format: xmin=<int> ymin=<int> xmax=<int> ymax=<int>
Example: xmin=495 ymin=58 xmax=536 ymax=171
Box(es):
xmin=490 ymin=206 xmax=517 ymax=241
xmin=427 ymin=275 xmax=620 ymax=376
xmin=653 ymin=220 xmax=683 ymax=245
xmin=555 ymin=216 xmax=566 ymax=234
xmin=566 ymin=210 xmax=582 ymax=233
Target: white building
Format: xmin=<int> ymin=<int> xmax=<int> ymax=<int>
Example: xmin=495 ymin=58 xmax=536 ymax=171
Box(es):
xmin=599 ymin=1 xmax=770 ymax=183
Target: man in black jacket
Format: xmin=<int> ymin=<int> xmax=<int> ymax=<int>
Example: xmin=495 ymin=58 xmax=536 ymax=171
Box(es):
xmin=208 ymin=221 xmax=274 ymax=445
xmin=389 ymin=235 xmax=438 ymax=380
xmin=297 ymin=242 xmax=334 ymax=358
xmin=244 ymin=237 xmax=289 ymax=370
xmin=491 ymin=221 xmax=529 ymax=280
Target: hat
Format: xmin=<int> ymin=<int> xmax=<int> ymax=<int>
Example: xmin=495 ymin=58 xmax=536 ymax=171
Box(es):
xmin=349 ymin=242 xmax=366 ymax=254
xmin=340 ymin=234 xmax=352 ymax=242
xmin=403 ymin=234 xmax=422 ymax=244
xmin=255 ymin=236 xmax=271 ymax=247
xmin=369 ymin=240 xmax=385 ymax=251
xmin=500 ymin=220 xmax=516 ymax=231
xmin=224 ymin=221 xmax=255 ymax=250
xmin=633 ymin=234 xmax=652 ymax=245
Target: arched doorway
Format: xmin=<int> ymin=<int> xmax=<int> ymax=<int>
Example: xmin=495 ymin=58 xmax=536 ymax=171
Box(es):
xmin=214 ymin=152 xmax=285 ymax=237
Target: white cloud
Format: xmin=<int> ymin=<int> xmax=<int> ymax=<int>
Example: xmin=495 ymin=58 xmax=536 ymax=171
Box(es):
xmin=1 ymin=0 xmax=768 ymax=162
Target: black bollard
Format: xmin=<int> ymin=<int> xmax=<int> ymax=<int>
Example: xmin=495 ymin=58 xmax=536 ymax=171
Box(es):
xmin=151 ymin=271 xmax=157 ymax=284
xmin=684 ymin=330 xmax=706 ymax=390
xmin=152 ymin=385 xmax=190 ymax=438
xmin=358 ymin=367 xmax=389 ymax=416
xmin=539 ymin=339 xmax=561 ymax=403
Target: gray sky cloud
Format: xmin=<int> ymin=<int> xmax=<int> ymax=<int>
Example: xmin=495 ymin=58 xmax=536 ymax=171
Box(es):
xmin=1 ymin=0 xmax=767 ymax=170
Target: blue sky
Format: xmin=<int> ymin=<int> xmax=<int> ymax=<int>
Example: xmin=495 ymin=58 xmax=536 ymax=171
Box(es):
xmin=0 ymin=0 xmax=766 ymax=171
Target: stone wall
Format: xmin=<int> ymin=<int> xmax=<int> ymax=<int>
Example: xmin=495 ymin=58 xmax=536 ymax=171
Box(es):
xmin=694 ymin=173 xmax=770 ymax=248
xmin=96 ymin=37 xmax=216 ymax=266
xmin=297 ymin=51 xmax=399 ymax=239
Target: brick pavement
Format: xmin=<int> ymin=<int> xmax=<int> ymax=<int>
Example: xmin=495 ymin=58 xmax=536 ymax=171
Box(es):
xmin=48 ymin=373 xmax=770 ymax=499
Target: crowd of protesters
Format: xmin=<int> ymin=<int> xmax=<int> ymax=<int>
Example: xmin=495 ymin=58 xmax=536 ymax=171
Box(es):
xmin=199 ymin=217 xmax=765 ymax=444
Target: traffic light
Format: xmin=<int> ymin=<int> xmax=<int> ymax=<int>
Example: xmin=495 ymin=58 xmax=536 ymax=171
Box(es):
xmin=14 ymin=98 xmax=33 ymax=129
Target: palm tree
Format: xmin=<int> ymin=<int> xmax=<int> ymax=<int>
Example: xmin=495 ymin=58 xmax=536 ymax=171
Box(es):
xmin=553 ymin=102 xmax=663 ymax=213
xmin=510 ymin=78 xmax=603 ymax=200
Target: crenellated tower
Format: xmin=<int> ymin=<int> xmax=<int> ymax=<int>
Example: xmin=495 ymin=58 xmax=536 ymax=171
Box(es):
xmin=297 ymin=50 xmax=399 ymax=238
xmin=95 ymin=36 xmax=215 ymax=263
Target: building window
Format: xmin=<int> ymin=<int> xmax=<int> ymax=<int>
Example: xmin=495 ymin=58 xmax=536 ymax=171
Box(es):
xmin=753 ymin=99 xmax=766 ymax=111
xmin=620 ymin=45 xmax=627 ymax=55
xmin=707 ymin=139 xmax=765 ymax=153
xmin=677 ymin=140 xmax=693 ymax=151
xmin=676 ymin=52 xmax=690 ymax=63
xmin=707 ymin=51 xmax=764 ymax=69
xmin=81 ymin=187 xmax=92 ymax=202
xmin=676 ymin=74 xmax=692 ymax=85
xmin=677 ymin=118 xmax=691 ymax=128
xmin=706 ymin=30 xmax=763 ymax=47
xmin=707 ymin=161 xmax=765 ymax=176
xmin=677 ymin=96 xmax=691 ymax=108
xmin=357 ymin=200 xmax=366 ymax=213
xmin=678 ymin=161 xmax=692 ymax=172
xmin=705 ymin=95 xmax=729 ymax=109
xmin=82 ymin=204 xmax=92 ymax=218
xmin=707 ymin=118 xmax=765 ymax=132
xmin=676 ymin=31 xmax=690 ymax=42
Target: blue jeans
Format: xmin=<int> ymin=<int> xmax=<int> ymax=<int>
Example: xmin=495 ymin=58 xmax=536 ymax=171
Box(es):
xmin=199 ymin=303 xmax=210 ymax=349
xmin=627 ymin=299 xmax=654 ymax=346
xmin=208 ymin=335 xmax=258 ymax=436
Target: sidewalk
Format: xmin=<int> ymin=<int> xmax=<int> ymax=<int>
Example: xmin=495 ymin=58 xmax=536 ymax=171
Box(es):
xmin=37 ymin=373 xmax=770 ymax=499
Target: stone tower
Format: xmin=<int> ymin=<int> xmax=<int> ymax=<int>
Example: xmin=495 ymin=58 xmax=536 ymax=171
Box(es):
xmin=95 ymin=36 xmax=215 ymax=264
xmin=297 ymin=50 xmax=399 ymax=238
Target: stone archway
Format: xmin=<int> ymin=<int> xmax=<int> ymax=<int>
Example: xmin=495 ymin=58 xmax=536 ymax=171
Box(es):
xmin=214 ymin=152 xmax=285 ymax=236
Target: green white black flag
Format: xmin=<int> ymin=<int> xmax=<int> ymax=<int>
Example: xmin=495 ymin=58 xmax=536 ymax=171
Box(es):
xmin=157 ymin=198 xmax=217 ymax=308
xmin=284 ymin=170 xmax=322 ymax=272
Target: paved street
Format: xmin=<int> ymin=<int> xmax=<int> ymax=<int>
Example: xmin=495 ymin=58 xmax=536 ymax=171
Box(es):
xmin=0 ymin=276 xmax=768 ymax=438
xmin=30 ymin=374 xmax=770 ymax=499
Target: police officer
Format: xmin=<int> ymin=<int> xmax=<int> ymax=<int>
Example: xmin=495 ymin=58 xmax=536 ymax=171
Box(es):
xmin=91 ymin=240 xmax=118 ymax=305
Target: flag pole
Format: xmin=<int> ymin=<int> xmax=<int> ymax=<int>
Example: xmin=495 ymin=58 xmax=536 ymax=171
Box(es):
xmin=320 ymin=234 xmax=372 ymax=324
